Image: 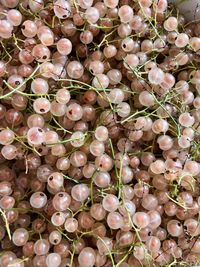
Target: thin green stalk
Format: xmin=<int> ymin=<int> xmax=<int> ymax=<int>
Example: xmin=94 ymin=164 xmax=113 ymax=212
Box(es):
xmin=0 ymin=208 xmax=11 ymax=240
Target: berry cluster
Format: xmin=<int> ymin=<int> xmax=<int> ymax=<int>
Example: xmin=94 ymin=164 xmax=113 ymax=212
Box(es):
xmin=0 ymin=0 xmax=200 ymax=266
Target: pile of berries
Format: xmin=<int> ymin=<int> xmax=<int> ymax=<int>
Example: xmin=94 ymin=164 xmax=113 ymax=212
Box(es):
xmin=0 ymin=0 xmax=200 ymax=266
